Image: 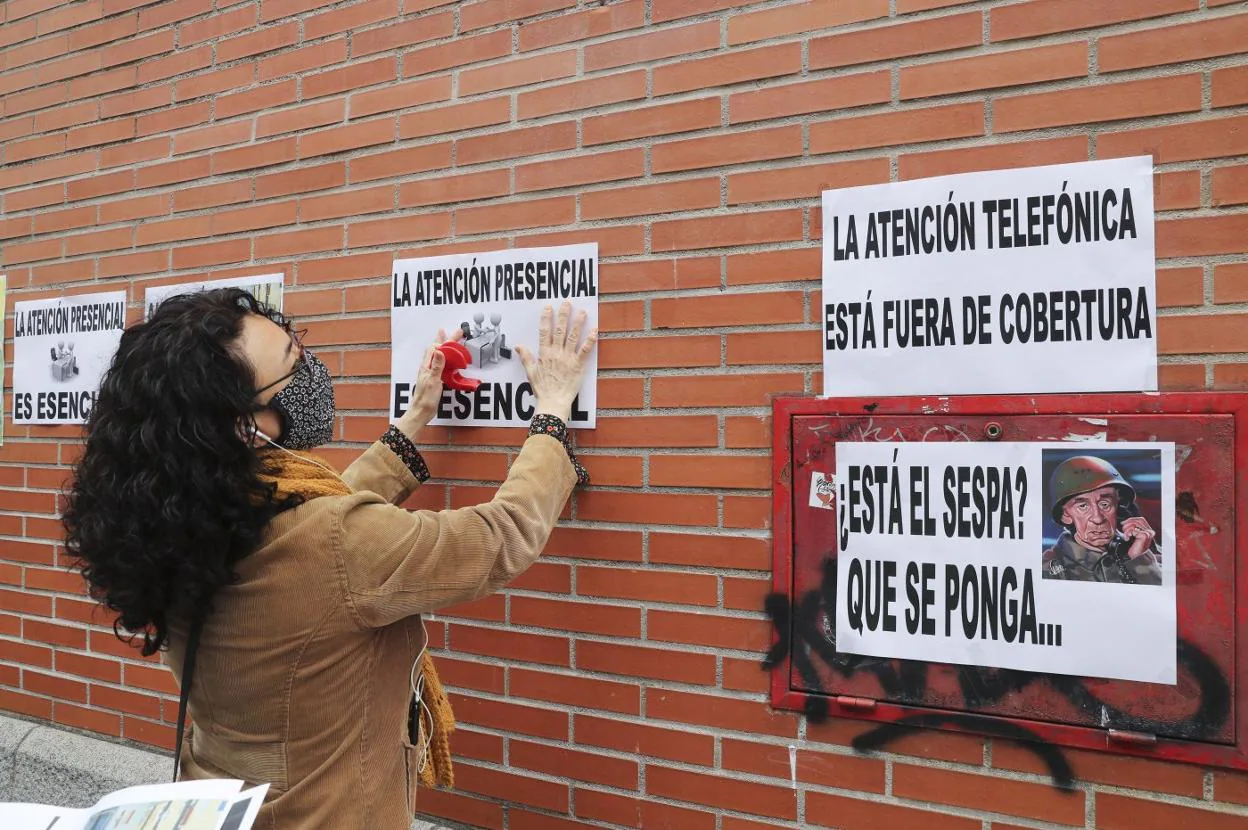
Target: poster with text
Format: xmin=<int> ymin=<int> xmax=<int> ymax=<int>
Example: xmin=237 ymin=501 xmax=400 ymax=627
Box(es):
xmin=13 ymin=291 xmax=127 ymax=425
xmin=822 ymin=156 xmax=1157 ymax=396
xmin=391 ymin=244 xmax=598 ymax=428
xmin=834 ymin=440 xmax=1176 ymax=684
xmin=144 ymin=273 xmax=284 ymax=320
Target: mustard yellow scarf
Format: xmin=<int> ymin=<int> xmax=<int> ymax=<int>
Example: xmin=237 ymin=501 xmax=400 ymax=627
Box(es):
xmin=259 ymin=449 xmax=456 ymax=790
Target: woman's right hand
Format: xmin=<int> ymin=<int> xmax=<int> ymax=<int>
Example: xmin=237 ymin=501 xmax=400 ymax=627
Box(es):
xmin=515 ymin=301 xmax=597 ymax=423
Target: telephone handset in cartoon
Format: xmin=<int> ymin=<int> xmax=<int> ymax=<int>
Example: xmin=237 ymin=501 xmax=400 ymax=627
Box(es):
xmin=1096 ymin=501 xmax=1160 ymax=583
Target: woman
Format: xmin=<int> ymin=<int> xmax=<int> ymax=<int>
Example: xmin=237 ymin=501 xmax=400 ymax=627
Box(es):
xmin=63 ymin=288 xmax=596 ymax=828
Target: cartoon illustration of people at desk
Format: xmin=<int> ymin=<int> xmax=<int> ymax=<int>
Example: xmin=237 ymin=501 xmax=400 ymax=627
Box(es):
xmin=50 ymin=341 xmax=80 ymax=382
xmin=459 ymin=312 xmax=512 ymax=367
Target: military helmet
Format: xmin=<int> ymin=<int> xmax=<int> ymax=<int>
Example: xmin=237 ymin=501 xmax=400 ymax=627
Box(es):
xmin=1049 ymin=455 xmax=1135 ymax=524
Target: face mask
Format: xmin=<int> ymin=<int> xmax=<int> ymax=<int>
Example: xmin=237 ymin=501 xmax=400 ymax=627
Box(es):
xmin=269 ymin=350 xmax=336 ymax=450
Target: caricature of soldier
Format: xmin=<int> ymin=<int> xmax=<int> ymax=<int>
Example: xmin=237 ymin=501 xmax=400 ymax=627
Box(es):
xmin=1042 ymin=456 xmax=1162 ymax=585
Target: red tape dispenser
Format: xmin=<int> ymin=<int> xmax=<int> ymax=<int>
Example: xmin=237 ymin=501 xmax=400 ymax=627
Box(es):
xmin=436 ymin=341 xmax=480 ymax=392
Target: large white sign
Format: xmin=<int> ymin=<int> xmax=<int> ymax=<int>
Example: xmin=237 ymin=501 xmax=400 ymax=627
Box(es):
xmin=822 ymin=156 xmax=1157 ymax=396
xmin=144 ymin=273 xmax=284 ymax=319
xmin=390 ymin=244 xmax=598 ymax=428
xmin=13 ymin=291 xmax=128 ymax=424
xmin=834 ymin=441 xmax=1176 ymax=684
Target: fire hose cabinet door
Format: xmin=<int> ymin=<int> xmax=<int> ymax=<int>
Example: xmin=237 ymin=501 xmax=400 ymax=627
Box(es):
xmin=771 ymin=393 xmax=1248 ymax=768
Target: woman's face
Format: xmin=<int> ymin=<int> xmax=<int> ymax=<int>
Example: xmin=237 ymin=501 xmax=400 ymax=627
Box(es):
xmin=237 ymin=313 xmax=302 ymax=438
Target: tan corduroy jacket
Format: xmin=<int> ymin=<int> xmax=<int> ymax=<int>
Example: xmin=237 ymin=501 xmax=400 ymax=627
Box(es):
xmin=164 ymin=432 xmax=576 ymax=829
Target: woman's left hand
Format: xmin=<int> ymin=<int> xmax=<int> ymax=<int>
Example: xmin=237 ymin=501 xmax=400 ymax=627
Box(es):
xmin=397 ymin=328 xmax=461 ymax=438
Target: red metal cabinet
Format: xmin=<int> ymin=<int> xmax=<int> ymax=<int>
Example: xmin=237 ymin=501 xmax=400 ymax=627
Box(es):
xmin=770 ymin=393 xmax=1248 ymax=770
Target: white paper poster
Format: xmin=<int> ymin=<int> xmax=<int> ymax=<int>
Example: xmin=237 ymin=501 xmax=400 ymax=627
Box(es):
xmin=390 ymin=244 xmax=598 ymax=428
xmin=821 ymin=156 xmax=1157 ymax=396
xmin=144 ymin=273 xmax=284 ymax=320
xmin=834 ymin=441 xmax=1176 ymax=684
xmin=13 ymin=291 xmax=127 ymax=424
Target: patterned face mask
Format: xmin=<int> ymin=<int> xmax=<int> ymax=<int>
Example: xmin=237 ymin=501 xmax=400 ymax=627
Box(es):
xmin=269 ymin=350 xmax=336 ymax=450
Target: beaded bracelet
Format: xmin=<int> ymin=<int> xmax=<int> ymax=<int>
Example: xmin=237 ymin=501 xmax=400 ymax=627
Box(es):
xmin=529 ymin=414 xmax=590 ymax=487
xmin=381 ymin=425 xmax=431 ymax=483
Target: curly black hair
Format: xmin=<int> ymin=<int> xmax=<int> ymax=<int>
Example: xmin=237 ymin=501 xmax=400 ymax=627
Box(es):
xmin=63 ymin=288 xmax=302 ymax=656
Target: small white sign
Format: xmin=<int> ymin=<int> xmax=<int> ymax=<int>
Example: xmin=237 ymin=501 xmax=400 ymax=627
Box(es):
xmin=13 ymin=291 xmax=128 ymax=424
xmin=144 ymin=273 xmax=284 ymax=319
xmin=390 ymin=244 xmax=599 ymax=428
xmin=822 ymin=156 xmax=1157 ymax=396
xmin=834 ymin=440 xmax=1176 ymax=684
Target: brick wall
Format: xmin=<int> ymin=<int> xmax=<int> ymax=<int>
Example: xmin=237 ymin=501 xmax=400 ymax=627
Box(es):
xmin=2 ymin=0 xmax=1248 ymax=827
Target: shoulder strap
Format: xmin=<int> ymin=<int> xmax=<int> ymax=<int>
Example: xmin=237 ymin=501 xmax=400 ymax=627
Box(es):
xmin=173 ymin=616 xmax=204 ymax=782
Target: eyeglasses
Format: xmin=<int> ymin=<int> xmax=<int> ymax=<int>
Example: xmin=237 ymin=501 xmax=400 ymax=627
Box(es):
xmin=253 ymin=326 xmax=308 ymax=397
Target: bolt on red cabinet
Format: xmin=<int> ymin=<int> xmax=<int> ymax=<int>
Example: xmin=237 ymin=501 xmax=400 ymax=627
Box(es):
xmin=770 ymin=393 xmax=1248 ymax=771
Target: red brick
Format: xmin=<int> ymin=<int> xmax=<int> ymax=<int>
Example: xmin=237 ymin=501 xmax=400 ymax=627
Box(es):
xmin=728 ymin=0 xmax=888 ymax=45
xmin=1100 ymin=114 xmax=1248 ymax=164
xmin=509 ymin=664 xmax=638 ymax=713
xmin=6 ymin=135 xmax=66 ymax=165
xmin=1101 ymin=13 xmax=1248 ymax=72
xmin=574 ymin=713 xmax=715 ymax=765
xmin=586 ymin=21 xmax=718 ymax=72
xmin=574 ymin=789 xmax=715 ymax=830
xmin=994 ymin=741 xmax=1203 ymax=797
xmin=137 ymin=0 xmax=213 ymax=31
xmin=135 ymin=101 xmax=210 ymax=138
xmin=6 ymin=183 xmax=66 ymax=212
xmin=397 ymin=169 xmax=509 ymax=208
xmin=135 ymin=44 xmax=210 ymax=84
xmin=654 ymin=125 xmax=802 ymax=174
xmin=1159 ymin=214 xmax=1248 ymax=259
xmin=734 ymin=160 xmax=887 ymax=211
xmin=461 ymin=0 xmax=574 ymax=31
xmin=724 ymin=738 xmax=887 ymax=792
xmin=519 ymin=0 xmax=643 ymax=50
xmin=353 ymin=12 xmax=453 ymax=58
xmin=172 ymin=239 xmax=252 ymax=270
xmin=258 ymin=0 xmax=335 ymax=22
xmin=298 ymin=117 xmax=394 ymax=159
xmin=518 ymin=69 xmax=645 ymax=119
xmin=577 ymin=641 xmax=716 ymax=686
xmin=583 ymin=98 xmax=720 ymax=146
xmin=807 ymin=792 xmax=980 ymax=830
xmin=811 ymin=102 xmax=983 ymax=153
xmin=902 ymin=41 xmax=1087 ymax=100
xmin=654 ymin=210 xmax=803 ymax=252
xmin=346 ymin=213 xmax=451 ymax=247
xmin=894 ymin=765 xmax=1084 ymax=824
xmin=174 ymin=64 xmax=255 ymax=103
xmin=581 ymin=179 xmax=719 ymax=222
xmin=217 ymin=22 xmax=298 ymax=63
xmin=648 ymin=765 xmax=796 ymax=819
xmin=399 ymin=98 xmax=510 ymax=139
xmin=350 ymin=75 xmax=449 ymax=119
xmin=450 ymin=692 xmax=567 ymax=740
xmin=1214 ymin=163 xmax=1248 ymax=207
xmin=656 ymin=42 xmax=801 ymax=96
xmin=995 ymin=73 xmax=1201 ymax=133
xmin=812 ymin=11 xmax=981 ymax=68
xmin=349 ymin=143 xmax=450 ymax=183
xmin=729 ymin=71 xmax=891 ymax=124
xmin=0 ymin=688 xmax=53 ymax=720
xmin=456 ymin=196 xmax=574 ymax=236
xmin=457 ymin=122 xmax=578 ymax=166
xmin=510 ymin=596 xmax=639 ymax=637
xmin=900 ymin=136 xmax=1088 ymax=180
xmin=179 ymin=3 xmax=254 ymax=45
xmin=257 ymin=99 xmax=344 ymax=138
xmin=510 ymin=739 xmax=637 ymax=789
xmin=454 ymin=763 xmax=568 ymax=813
xmin=576 ymin=415 xmax=716 ymax=449
xmin=1215 ymin=264 xmax=1248 ymax=304
xmin=54 ymin=703 xmax=121 ymax=737
xmin=36 ymin=101 xmax=100 ymax=131
xmin=650 ymin=532 xmax=769 ymax=570
xmin=578 ymin=566 xmax=717 ymax=606
xmin=1213 ymin=65 xmax=1248 ymax=109
xmin=305 ymin=0 xmax=398 ymax=39
xmin=305 ymin=57 xmax=397 ymax=101
xmin=991 ymin=0 xmax=1195 ymax=42
xmin=576 ymin=491 xmax=717 ymax=527
xmin=452 ymin=624 xmax=569 ymax=666
xmin=100 ymin=85 xmax=171 ymax=118
xmin=24 ymin=671 xmax=87 ymax=703
xmin=648 ymin=608 xmax=772 ymax=651
xmin=1098 ymin=794 xmax=1248 ymax=830
xmin=416 ymin=789 xmax=503 ymax=830
xmin=515 ymin=148 xmax=643 ymax=193
xmin=24 ymin=618 xmax=87 ymax=649
xmin=173 ymin=120 xmax=252 ymax=155
xmin=1215 ymin=771 xmax=1248 ymax=805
